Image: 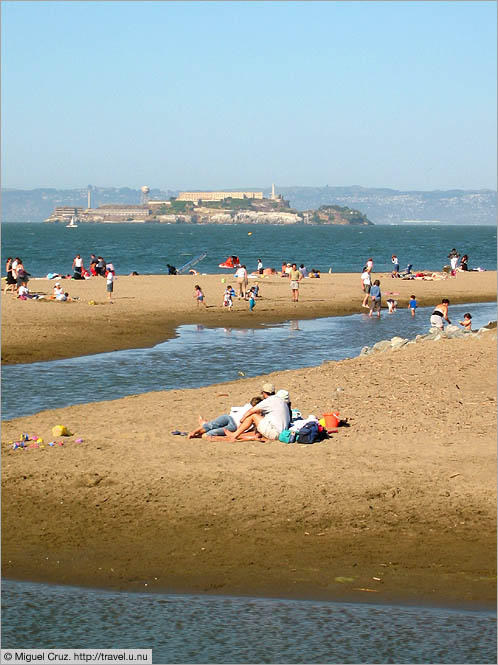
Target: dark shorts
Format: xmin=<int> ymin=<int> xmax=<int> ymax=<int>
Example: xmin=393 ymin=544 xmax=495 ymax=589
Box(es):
xmin=107 ymin=283 xmax=113 ymax=292
xmin=363 ymin=284 xmax=371 ymax=293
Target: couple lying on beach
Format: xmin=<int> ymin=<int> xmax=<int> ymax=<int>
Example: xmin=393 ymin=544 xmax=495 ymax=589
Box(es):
xmin=188 ymin=383 xmax=291 ymax=441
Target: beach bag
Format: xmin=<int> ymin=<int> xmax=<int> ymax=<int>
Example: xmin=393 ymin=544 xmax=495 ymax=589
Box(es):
xmin=296 ymin=421 xmax=319 ymax=444
xmin=297 ymin=421 xmax=328 ymax=444
xmin=278 ymin=429 xmax=296 ymax=443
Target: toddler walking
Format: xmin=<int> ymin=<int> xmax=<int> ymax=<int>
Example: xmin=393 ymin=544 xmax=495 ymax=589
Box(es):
xmin=194 ymin=284 xmax=206 ymax=308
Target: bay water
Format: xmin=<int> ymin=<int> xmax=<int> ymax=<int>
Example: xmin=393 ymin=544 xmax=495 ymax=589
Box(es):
xmin=1 ymin=580 xmax=496 ymax=664
xmin=2 ymin=223 xmax=496 ymax=663
xmin=1 ymin=223 xmax=496 ymax=276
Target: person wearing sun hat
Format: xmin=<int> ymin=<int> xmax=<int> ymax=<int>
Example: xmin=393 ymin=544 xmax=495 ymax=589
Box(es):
xmin=225 ymin=385 xmax=291 ymax=441
xmin=261 ymin=382 xmax=275 ymax=397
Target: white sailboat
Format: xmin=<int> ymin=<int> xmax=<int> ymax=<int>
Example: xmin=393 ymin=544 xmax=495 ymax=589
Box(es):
xmin=66 ymin=215 xmax=78 ymax=228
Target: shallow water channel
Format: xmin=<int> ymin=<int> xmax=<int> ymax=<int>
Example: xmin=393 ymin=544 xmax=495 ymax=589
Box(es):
xmin=2 ymin=301 xmax=496 ymax=420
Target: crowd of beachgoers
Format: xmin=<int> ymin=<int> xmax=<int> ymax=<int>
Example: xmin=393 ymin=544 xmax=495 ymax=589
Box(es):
xmin=3 ymin=246 xmax=481 ymax=445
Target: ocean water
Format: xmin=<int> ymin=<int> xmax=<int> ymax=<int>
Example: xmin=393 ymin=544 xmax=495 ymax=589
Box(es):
xmin=1 ymin=580 xmax=496 ymax=664
xmin=2 ymin=301 xmax=496 ymax=421
xmin=1 ymin=222 xmax=496 ymax=277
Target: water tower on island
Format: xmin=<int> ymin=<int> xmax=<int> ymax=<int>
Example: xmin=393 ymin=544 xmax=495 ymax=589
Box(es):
xmin=141 ymin=185 xmax=150 ymax=205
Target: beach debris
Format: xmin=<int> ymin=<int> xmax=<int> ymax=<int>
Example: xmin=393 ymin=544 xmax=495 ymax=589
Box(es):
xmin=75 ymin=438 xmax=83 ymax=443
xmin=335 ymin=576 xmax=355 ymax=583
xmin=354 ymin=588 xmax=379 ymax=593
xmin=449 ymin=473 xmax=461 ymax=479
xmin=372 ymin=577 xmax=382 ymax=581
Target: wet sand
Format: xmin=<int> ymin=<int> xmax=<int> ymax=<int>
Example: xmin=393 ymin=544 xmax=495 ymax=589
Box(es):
xmin=2 ymin=330 xmax=496 ymax=609
xmin=2 ymin=270 xmax=496 ymax=364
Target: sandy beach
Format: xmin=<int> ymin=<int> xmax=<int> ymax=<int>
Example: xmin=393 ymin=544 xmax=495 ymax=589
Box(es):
xmin=2 ymin=267 xmax=496 ymax=609
xmin=2 ymin=270 xmax=496 ymax=364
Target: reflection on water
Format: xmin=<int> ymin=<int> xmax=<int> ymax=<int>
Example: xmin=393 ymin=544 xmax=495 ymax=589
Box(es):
xmin=1 ymin=580 xmax=496 ymax=664
xmin=2 ymin=302 xmax=496 ymax=420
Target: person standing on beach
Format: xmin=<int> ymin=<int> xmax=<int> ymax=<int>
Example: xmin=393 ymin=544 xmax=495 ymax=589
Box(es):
xmin=361 ymin=267 xmax=372 ymax=308
xmin=72 ymin=254 xmax=84 ymax=280
xmin=194 ymin=284 xmax=206 ymax=308
xmin=257 ymin=258 xmax=263 ymax=275
xmin=106 ymin=264 xmax=115 ymax=302
xmin=391 ymin=254 xmax=400 ymax=277
xmin=248 ymin=288 xmax=256 ymax=312
xmin=369 ymin=279 xmax=382 ymax=318
xmin=235 ymin=265 xmax=248 ymax=299
xmin=430 ymin=299 xmax=451 ymax=330
xmin=4 ymin=257 xmax=16 ymax=293
xmin=289 ymin=263 xmax=303 ymax=302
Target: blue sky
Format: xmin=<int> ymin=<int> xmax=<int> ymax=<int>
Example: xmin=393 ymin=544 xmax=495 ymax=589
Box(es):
xmin=1 ymin=1 xmax=496 ymax=191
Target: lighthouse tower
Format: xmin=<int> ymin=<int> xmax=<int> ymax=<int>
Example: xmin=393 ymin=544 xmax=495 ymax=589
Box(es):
xmin=271 ymin=183 xmax=276 ymax=200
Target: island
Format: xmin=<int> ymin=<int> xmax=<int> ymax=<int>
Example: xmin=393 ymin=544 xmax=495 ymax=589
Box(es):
xmin=43 ymin=187 xmax=374 ymax=226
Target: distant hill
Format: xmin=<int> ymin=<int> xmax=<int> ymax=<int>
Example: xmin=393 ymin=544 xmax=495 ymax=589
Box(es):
xmin=1 ymin=185 xmax=496 ymax=224
xmin=267 ymin=186 xmax=497 ymax=225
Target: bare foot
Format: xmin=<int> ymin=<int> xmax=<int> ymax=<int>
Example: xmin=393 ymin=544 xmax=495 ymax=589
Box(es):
xmin=198 ymin=415 xmax=207 ymax=426
xmin=223 ymin=428 xmax=237 ymax=440
xmin=188 ymin=431 xmax=200 ymax=439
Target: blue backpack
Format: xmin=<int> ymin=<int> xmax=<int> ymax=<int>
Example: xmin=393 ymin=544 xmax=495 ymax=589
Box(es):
xmin=297 ymin=421 xmax=320 ymax=444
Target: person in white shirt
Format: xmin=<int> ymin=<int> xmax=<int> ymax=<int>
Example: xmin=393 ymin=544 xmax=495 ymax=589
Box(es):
xmin=361 ymin=268 xmax=372 ymax=308
xmin=224 ymin=386 xmax=291 ymax=441
xmin=235 ymin=265 xmax=248 ymax=299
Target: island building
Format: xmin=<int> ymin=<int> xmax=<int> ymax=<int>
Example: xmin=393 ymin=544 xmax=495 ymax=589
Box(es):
xmin=44 ymin=185 xmax=283 ymax=222
xmin=177 ymin=191 xmax=263 ymax=203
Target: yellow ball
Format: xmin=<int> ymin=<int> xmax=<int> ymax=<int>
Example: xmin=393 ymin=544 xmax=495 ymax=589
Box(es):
xmin=248 ymin=232 xmax=252 ymax=235
xmin=221 ymin=278 xmax=226 ymax=283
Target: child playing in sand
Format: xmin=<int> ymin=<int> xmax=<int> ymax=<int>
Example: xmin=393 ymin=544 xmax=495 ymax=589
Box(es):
xmin=409 ymin=295 xmax=417 ymax=316
xmin=459 ymin=313 xmax=472 ymax=331
xmin=248 ymin=287 xmax=256 ymax=312
xmin=194 ymin=285 xmax=206 ymax=308
xmin=223 ymin=286 xmax=233 ymax=310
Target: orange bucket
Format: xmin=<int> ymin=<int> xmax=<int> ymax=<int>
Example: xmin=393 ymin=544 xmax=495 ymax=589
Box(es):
xmin=323 ymin=412 xmax=339 ymax=430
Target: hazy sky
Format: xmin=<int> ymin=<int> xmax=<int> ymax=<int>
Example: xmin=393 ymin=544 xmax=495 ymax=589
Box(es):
xmin=1 ymin=1 xmax=496 ymax=191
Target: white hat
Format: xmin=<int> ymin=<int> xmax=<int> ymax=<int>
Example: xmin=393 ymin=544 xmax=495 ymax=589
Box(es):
xmin=276 ymin=389 xmax=290 ymax=403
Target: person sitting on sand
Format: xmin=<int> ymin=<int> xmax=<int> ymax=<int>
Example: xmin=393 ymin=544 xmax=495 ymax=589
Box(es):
xmin=430 ymin=299 xmax=451 ymax=330
xmin=188 ymin=396 xmax=263 ymax=439
xmin=224 ymin=385 xmax=291 ymax=442
xmin=53 ymin=282 xmax=64 ymax=298
xmin=459 ymin=312 xmax=472 ymax=331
